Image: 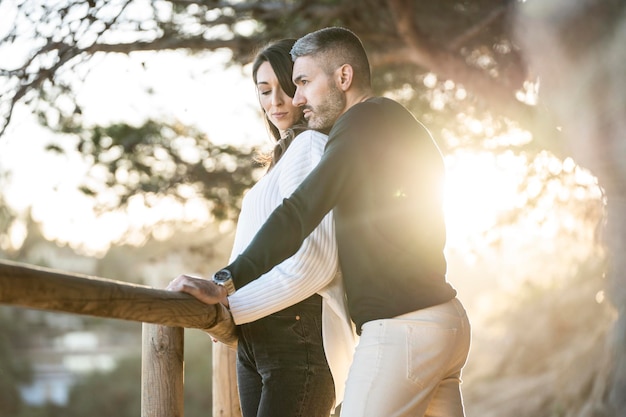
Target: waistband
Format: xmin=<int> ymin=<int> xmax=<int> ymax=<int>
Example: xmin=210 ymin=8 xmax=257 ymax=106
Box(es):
xmin=393 ymin=297 xmax=465 ymax=319
xmin=271 ymin=293 xmax=322 ymax=316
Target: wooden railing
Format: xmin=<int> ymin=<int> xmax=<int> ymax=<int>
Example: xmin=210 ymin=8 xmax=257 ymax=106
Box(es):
xmin=0 ymin=259 xmax=236 ymax=417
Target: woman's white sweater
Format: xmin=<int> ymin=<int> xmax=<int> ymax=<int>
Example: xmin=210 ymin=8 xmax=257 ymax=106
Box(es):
xmin=227 ymin=129 xmax=356 ymax=406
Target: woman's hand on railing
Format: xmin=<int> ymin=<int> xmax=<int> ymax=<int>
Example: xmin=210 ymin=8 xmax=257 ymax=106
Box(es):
xmin=167 ymin=274 xmax=230 ymax=307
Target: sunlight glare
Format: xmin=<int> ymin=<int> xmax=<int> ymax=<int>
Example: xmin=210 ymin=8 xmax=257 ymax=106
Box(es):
xmin=6 ymin=219 xmax=27 ymax=251
xmin=444 ymin=150 xmax=524 ymax=247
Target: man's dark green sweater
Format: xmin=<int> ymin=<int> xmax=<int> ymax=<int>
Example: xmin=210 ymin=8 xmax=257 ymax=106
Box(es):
xmin=226 ymin=97 xmax=457 ymax=332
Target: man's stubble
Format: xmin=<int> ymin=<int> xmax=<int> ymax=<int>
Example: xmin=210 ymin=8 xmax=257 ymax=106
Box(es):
xmin=306 ymin=81 xmax=346 ymax=134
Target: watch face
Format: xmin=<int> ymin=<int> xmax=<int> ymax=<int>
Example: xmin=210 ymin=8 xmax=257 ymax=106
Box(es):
xmin=214 ymin=269 xmax=231 ymax=283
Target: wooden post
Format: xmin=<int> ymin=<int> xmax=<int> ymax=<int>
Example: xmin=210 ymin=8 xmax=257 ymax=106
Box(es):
xmin=142 ymin=324 xmax=185 ymax=417
xmin=212 ymin=342 xmax=242 ymax=417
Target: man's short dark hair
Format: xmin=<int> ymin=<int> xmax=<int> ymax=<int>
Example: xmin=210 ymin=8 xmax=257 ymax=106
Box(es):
xmin=291 ymin=27 xmax=371 ymax=89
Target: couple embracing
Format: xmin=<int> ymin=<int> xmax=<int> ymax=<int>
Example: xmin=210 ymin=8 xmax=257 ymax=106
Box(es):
xmin=168 ymin=27 xmax=471 ymax=417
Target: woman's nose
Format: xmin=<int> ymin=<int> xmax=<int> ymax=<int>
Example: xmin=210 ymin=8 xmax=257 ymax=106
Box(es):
xmin=271 ymin=90 xmax=284 ymax=106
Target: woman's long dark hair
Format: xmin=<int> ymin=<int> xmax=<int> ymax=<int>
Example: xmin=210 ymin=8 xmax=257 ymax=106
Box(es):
xmin=251 ymin=39 xmax=306 ymax=168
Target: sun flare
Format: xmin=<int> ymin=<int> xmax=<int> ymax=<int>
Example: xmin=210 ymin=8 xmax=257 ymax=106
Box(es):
xmin=443 ymin=150 xmax=525 ymax=247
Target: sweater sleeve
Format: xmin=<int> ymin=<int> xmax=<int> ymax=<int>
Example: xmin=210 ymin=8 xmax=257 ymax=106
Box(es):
xmin=226 ymin=114 xmax=356 ymax=290
xmin=227 ymin=131 xmax=340 ymax=324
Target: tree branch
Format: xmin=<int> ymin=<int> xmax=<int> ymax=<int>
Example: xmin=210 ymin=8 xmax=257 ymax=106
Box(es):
xmin=386 ymin=0 xmax=532 ymax=122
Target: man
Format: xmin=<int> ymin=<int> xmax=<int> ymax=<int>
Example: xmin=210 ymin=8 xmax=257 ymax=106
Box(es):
xmin=170 ymin=27 xmax=471 ymax=416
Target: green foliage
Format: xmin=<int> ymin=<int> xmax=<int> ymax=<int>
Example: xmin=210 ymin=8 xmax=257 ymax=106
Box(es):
xmin=183 ymin=330 xmax=214 ymax=416
xmin=64 ymin=356 xmax=141 ymax=417
xmin=15 ymin=403 xmax=67 ymax=417
xmin=0 ymin=308 xmax=33 ymax=417
xmin=0 ymin=199 xmax=16 ymax=252
xmin=57 ymin=330 xmax=214 ymax=417
xmin=66 ymin=118 xmax=261 ymax=222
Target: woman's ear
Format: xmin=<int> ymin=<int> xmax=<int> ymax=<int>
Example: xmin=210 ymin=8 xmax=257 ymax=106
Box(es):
xmin=336 ymin=64 xmax=354 ymax=92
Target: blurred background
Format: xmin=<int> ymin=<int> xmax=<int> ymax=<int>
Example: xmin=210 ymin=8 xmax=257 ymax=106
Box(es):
xmin=0 ymin=1 xmax=624 ymax=416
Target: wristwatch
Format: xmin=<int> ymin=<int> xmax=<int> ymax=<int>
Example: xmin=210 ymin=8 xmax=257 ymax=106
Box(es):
xmin=212 ymin=269 xmax=236 ymax=295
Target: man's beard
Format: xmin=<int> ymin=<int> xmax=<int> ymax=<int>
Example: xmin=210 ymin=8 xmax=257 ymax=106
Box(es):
xmin=306 ymin=83 xmax=346 ymax=133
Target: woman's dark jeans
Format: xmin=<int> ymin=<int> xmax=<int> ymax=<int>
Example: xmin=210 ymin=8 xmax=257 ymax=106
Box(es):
xmin=236 ymin=294 xmax=335 ymax=417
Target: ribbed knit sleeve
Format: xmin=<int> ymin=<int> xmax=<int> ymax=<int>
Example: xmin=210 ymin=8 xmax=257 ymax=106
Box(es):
xmin=227 ymin=130 xmax=339 ymax=324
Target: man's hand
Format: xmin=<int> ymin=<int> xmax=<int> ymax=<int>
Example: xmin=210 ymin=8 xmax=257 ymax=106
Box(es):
xmin=167 ymin=274 xmax=229 ymax=307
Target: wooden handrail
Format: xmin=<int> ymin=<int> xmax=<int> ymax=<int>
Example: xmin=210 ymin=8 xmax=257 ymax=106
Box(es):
xmin=0 ymin=258 xmax=221 ymax=329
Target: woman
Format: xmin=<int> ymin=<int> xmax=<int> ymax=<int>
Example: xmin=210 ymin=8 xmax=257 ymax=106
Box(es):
xmin=169 ymin=39 xmax=356 ymax=417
